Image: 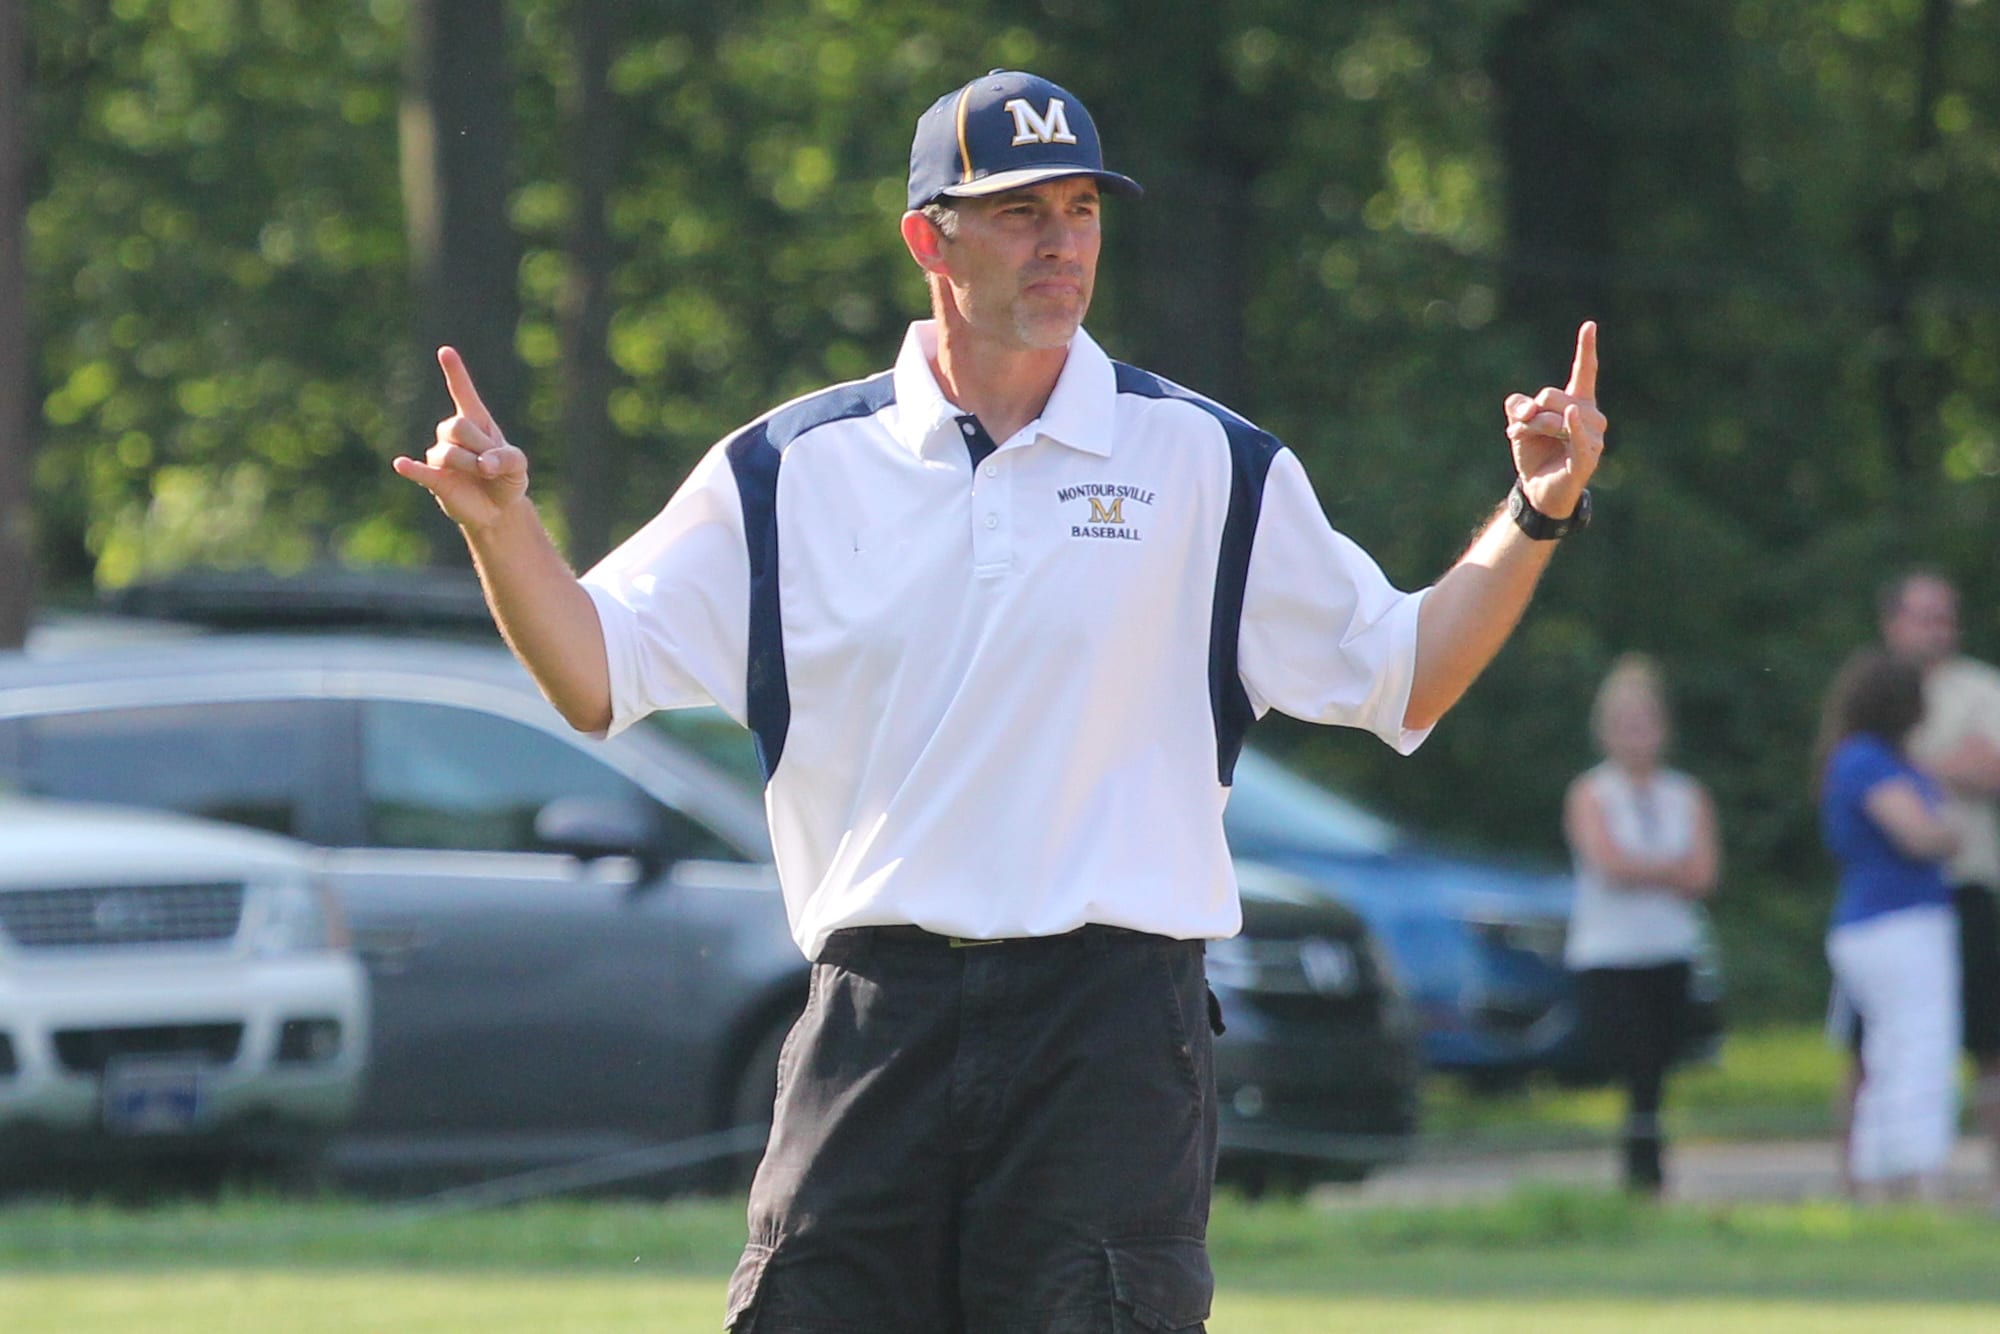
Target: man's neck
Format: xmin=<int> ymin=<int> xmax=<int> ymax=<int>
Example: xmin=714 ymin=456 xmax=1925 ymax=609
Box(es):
xmin=930 ymin=319 xmax=1072 ymax=447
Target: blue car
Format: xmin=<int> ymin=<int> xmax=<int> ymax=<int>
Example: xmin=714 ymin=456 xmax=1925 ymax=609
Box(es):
xmin=1221 ymin=749 xmax=1585 ymax=1083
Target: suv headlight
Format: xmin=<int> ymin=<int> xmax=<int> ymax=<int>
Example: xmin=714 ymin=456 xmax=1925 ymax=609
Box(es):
xmin=1208 ymin=935 xmax=1365 ymax=997
xmin=247 ymin=879 xmax=346 ymax=957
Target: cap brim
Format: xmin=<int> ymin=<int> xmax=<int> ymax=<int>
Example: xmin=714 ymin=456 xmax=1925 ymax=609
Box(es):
xmin=938 ymin=166 xmax=1143 ymax=200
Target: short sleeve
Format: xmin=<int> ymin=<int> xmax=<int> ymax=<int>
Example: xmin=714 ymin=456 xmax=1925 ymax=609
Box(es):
xmin=580 ymin=443 xmax=750 ymax=736
xmin=1237 ymin=449 xmax=1433 ymax=754
xmin=1827 ymin=736 xmax=1905 ymax=805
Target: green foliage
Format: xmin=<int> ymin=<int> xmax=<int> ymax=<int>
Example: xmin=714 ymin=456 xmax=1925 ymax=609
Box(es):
xmin=27 ymin=0 xmax=416 ymax=584
xmin=21 ymin=1 xmax=2000 ymax=1015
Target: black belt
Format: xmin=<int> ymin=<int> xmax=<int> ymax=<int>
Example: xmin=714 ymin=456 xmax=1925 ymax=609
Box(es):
xmin=833 ymin=923 xmax=1158 ymax=951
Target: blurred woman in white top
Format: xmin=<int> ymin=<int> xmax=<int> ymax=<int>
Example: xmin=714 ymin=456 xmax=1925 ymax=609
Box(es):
xmin=1564 ymin=654 xmax=1721 ymax=1194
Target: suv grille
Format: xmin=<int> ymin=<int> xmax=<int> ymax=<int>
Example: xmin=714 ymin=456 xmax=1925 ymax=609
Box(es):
xmin=53 ymin=1023 xmax=243 ymax=1073
xmin=0 ymin=883 xmax=246 ymax=950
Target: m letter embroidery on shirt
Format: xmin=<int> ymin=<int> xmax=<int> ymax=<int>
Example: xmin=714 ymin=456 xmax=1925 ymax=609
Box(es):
xmin=1004 ymin=98 xmax=1079 ymax=146
xmin=1087 ymin=497 xmax=1125 ymax=525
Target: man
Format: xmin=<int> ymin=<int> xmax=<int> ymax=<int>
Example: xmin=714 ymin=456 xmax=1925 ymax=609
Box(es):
xmin=1879 ymin=569 xmax=2000 ymax=1206
xmin=395 ymin=69 xmax=1603 ymax=1333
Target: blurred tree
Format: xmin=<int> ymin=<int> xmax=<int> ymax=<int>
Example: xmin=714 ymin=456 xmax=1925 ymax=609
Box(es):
xmin=18 ymin=0 xmax=2000 ymax=1018
xmin=551 ymin=0 xmax=622 ymax=567
xmin=24 ymin=0 xmax=413 ymax=584
xmin=0 ymin=0 xmax=31 ymax=647
xmin=401 ymin=0 xmax=526 ymax=555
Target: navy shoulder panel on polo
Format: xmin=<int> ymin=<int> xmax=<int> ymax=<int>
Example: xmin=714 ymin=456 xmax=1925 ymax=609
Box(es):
xmin=725 ymin=371 xmax=897 ymax=781
xmin=1112 ymin=363 xmax=1282 ymax=785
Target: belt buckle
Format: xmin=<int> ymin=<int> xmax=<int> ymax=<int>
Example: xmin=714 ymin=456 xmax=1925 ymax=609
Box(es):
xmin=947 ymin=936 xmax=1001 ymax=948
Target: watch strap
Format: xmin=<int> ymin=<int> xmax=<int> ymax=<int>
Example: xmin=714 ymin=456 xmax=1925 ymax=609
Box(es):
xmin=1507 ymin=479 xmax=1590 ymax=540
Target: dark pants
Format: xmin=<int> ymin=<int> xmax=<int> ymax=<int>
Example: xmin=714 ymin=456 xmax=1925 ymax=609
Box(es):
xmin=726 ymin=926 xmax=1218 ymax=1333
xmin=1576 ymin=961 xmax=1691 ymax=1193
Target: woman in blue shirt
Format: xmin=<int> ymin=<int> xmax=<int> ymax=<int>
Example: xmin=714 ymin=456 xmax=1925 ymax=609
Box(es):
xmin=1818 ymin=649 xmax=1962 ymax=1200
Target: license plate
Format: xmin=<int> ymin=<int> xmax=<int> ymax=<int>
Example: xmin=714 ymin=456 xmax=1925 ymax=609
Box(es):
xmin=102 ymin=1057 xmax=208 ymax=1135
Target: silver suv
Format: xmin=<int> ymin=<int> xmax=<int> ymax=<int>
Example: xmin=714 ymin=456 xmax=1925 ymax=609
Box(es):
xmin=0 ymin=797 xmax=369 ymax=1186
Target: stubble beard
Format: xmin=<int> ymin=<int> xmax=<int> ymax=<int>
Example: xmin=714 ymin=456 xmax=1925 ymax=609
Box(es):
xmin=1011 ymin=270 xmax=1091 ymax=350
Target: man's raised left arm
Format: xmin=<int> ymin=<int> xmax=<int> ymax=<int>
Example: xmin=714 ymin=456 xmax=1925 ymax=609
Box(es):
xmin=1404 ymin=322 xmax=1605 ymax=731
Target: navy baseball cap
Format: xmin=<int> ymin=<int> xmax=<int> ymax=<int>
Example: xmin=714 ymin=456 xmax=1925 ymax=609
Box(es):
xmin=907 ymin=70 xmax=1142 ymax=211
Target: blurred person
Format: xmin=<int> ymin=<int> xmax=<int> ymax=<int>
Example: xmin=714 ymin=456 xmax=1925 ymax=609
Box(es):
xmin=1832 ymin=570 xmax=2000 ymax=1201
xmin=1882 ymin=570 xmax=2000 ymax=1206
xmin=1817 ymin=649 xmax=1961 ymax=1202
xmin=395 ymin=68 xmax=1607 ymax=1332
xmin=1563 ymin=654 xmax=1720 ymax=1195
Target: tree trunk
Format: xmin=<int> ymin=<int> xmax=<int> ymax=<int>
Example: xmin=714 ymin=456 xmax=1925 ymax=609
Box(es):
xmin=1488 ymin=0 xmax=1618 ymax=361
xmin=1866 ymin=0 xmax=1952 ymax=486
xmin=1092 ymin=2 xmax=1258 ymax=412
xmin=400 ymin=0 xmax=525 ymax=558
xmin=0 ymin=0 xmax=34 ymax=647
xmin=557 ymin=0 xmax=619 ymax=568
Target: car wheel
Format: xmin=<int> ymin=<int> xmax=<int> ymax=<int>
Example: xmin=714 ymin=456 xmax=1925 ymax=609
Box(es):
xmin=1217 ymin=1156 xmax=1326 ymax=1201
xmin=1459 ymin=1066 xmax=1532 ymax=1097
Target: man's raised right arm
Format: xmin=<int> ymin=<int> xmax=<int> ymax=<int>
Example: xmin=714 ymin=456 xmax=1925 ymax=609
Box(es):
xmin=392 ymin=347 xmax=612 ymax=734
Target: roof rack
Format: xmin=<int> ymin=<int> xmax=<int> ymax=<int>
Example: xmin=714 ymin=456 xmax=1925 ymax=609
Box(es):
xmin=102 ymin=566 xmax=497 ymax=634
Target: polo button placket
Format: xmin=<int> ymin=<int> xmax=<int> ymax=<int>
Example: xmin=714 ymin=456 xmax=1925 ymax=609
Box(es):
xmin=956 ymin=415 xmax=1012 ymax=578
xmin=971 ymin=464 xmax=1012 ymax=575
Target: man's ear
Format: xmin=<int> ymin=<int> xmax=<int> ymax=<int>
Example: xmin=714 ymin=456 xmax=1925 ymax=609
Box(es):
xmin=901 ymin=210 xmax=948 ymax=276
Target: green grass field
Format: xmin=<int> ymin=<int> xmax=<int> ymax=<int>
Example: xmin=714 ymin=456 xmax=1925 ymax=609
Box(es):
xmin=1423 ymin=1023 xmax=1849 ymax=1147
xmin=3 ymin=1185 xmax=1996 ymax=1333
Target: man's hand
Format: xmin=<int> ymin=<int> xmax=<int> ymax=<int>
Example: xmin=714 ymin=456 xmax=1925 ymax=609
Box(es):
xmin=1503 ymin=321 xmax=1606 ymax=519
xmin=392 ymin=347 xmax=530 ymax=531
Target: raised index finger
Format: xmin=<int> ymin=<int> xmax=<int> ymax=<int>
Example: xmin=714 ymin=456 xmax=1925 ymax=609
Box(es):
xmin=1565 ymin=321 xmax=1598 ymax=401
xmin=437 ymin=346 xmax=497 ymax=434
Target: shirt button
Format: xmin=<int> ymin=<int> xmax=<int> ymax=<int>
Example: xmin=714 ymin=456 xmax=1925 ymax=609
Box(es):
xmin=960 ymin=421 xmax=977 ymax=435
xmin=982 ymin=463 xmax=997 ymax=477
xmin=983 ymin=514 xmax=999 ymax=529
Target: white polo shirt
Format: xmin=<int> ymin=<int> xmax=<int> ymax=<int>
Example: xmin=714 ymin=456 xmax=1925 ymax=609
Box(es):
xmin=583 ymin=321 xmax=1432 ymax=959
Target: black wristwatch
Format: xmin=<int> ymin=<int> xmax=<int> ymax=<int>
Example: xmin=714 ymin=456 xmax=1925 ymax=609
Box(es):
xmin=1507 ymin=478 xmax=1591 ymax=540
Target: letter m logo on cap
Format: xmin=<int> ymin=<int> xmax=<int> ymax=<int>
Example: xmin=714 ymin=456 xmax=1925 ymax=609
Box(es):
xmin=1004 ymin=97 xmax=1079 ymax=146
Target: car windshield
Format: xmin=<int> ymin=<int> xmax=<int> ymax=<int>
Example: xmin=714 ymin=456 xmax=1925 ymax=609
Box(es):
xmin=1224 ymin=749 xmax=1404 ymax=857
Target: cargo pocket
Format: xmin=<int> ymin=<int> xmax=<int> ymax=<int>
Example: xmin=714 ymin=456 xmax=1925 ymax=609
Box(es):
xmin=1106 ymin=1234 xmax=1213 ymax=1331
xmin=723 ymin=1241 xmax=774 ymax=1331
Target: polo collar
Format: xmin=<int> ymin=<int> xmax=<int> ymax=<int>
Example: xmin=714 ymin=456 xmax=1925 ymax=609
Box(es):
xmin=888 ymin=321 xmax=1117 ymax=460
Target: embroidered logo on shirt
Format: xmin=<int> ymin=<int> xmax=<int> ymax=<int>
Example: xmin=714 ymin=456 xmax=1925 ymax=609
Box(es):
xmin=1057 ymin=483 xmax=1154 ymax=541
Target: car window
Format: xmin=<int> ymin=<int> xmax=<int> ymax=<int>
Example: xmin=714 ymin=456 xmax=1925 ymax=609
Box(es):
xmin=13 ymin=701 xmax=327 ymax=838
xmin=1223 ymin=749 xmax=1404 ymax=857
xmin=361 ymin=700 xmax=743 ymax=861
xmin=0 ymin=717 xmax=21 ymax=794
xmin=644 ymin=707 xmax=766 ymax=790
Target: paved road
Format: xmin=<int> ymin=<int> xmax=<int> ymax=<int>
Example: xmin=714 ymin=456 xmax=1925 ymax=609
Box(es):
xmin=1329 ymin=1137 xmax=1995 ymax=1208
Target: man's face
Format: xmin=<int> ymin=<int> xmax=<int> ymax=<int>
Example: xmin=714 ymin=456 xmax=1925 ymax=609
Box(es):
xmin=937 ymin=176 xmax=1101 ymax=350
xmin=1882 ymin=575 xmax=1959 ymax=667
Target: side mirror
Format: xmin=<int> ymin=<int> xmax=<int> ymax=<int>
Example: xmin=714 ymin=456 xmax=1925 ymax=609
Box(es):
xmin=533 ymin=797 xmax=671 ymax=883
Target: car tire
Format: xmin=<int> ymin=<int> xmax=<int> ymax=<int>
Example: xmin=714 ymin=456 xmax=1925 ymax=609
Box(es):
xmin=1217 ymin=1156 xmax=1338 ymax=1201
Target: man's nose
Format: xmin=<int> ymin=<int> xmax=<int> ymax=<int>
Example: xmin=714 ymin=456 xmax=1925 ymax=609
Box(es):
xmin=1036 ymin=214 xmax=1086 ymax=259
